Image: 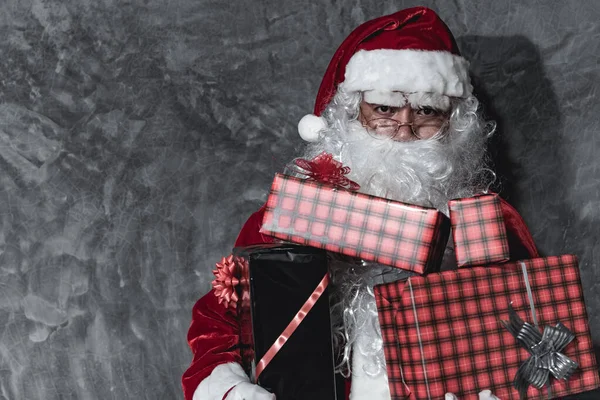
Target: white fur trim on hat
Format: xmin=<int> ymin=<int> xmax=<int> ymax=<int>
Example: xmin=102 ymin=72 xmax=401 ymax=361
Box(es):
xmin=298 ymin=114 xmax=327 ymax=142
xmin=341 ymin=49 xmax=472 ymax=98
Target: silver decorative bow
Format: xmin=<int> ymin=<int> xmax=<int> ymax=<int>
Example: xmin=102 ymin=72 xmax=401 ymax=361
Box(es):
xmin=501 ymin=305 xmax=578 ymax=399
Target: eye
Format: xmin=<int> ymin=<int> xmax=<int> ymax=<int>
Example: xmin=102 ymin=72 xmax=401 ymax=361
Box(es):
xmin=416 ymin=106 xmax=442 ymax=117
xmin=373 ymin=105 xmax=397 ymax=116
xmin=415 ymin=106 xmax=449 ymax=118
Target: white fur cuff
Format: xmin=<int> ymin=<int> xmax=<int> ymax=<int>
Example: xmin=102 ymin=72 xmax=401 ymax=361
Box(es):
xmin=193 ymin=363 xmax=250 ymax=400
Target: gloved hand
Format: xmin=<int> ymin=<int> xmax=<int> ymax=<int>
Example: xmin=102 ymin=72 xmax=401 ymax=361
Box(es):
xmin=445 ymin=389 xmax=500 ymax=400
xmin=225 ymin=381 xmax=276 ymax=400
xmin=193 ymin=362 xmax=275 ymax=400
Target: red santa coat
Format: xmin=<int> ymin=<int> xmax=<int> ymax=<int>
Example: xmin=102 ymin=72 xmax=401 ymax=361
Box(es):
xmin=181 ymin=199 xmax=538 ymax=400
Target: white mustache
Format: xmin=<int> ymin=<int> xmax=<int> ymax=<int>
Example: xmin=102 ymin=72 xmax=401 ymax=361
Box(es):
xmin=299 ymin=120 xmax=488 ymax=213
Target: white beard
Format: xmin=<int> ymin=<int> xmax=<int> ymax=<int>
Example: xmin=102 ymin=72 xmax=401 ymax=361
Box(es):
xmin=297 ymin=121 xmax=491 ymax=398
xmin=299 ymin=121 xmax=490 ymax=214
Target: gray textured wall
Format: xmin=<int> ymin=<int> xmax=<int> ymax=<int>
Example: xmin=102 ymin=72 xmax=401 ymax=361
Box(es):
xmin=0 ymin=1 xmax=599 ymax=399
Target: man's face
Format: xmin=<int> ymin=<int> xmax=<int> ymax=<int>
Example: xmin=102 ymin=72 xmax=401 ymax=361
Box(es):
xmin=300 ymin=92 xmax=489 ymax=211
xmin=358 ymin=101 xmax=449 ymax=142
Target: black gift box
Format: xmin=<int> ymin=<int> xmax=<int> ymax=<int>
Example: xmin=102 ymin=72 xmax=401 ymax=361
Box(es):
xmin=234 ymin=244 xmax=343 ymax=400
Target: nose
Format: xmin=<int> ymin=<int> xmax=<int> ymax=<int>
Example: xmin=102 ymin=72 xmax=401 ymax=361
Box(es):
xmin=392 ymin=106 xmax=417 ymax=142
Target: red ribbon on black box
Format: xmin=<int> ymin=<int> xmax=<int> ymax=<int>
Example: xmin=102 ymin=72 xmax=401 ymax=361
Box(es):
xmin=374 ymin=197 xmax=600 ymax=400
xmin=232 ymin=244 xmax=344 ymax=400
xmin=449 ymin=193 xmax=510 ymax=267
xmin=260 ymin=173 xmax=450 ymax=275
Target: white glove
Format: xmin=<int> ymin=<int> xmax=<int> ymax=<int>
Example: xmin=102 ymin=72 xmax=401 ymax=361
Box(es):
xmin=225 ymin=381 xmax=276 ymax=400
xmin=194 ymin=363 xmax=275 ymax=400
xmin=445 ymin=389 xmax=500 ymax=400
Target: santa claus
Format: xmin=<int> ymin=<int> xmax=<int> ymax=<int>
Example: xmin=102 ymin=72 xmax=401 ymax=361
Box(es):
xmin=182 ymin=7 xmax=537 ymax=400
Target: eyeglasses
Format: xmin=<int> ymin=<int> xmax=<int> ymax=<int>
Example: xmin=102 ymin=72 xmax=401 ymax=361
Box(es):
xmin=362 ymin=116 xmax=449 ymax=140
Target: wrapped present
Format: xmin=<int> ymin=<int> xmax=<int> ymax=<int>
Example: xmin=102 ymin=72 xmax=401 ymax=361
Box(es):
xmin=374 ymin=255 xmax=600 ymax=399
xmin=260 ymin=173 xmax=450 ymax=274
xmin=230 ymin=244 xmax=344 ymax=400
xmin=449 ymin=194 xmax=510 ymax=267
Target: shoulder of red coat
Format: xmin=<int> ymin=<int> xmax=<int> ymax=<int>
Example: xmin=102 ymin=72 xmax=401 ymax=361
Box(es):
xmin=234 ymin=204 xmax=275 ymax=247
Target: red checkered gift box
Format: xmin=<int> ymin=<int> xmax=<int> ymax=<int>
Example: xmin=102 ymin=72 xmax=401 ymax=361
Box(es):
xmin=375 ymin=255 xmax=600 ymax=399
xmin=260 ymin=173 xmax=450 ymax=274
xmin=449 ymin=194 xmax=510 ymax=267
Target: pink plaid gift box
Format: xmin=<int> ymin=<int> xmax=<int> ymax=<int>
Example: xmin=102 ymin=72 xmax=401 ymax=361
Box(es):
xmin=375 ymin=255 xmax=600 ymax=399
xmin=260 ymin=173 xmax=450 ymax=274
xmin=449 ymin=194 xmax=510 ymax=267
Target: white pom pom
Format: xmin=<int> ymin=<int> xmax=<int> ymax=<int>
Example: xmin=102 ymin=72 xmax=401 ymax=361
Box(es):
xmin=298 ymin=114 xmax=327 ymax=142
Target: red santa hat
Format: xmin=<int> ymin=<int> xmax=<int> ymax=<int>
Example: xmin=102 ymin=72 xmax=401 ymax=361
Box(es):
xmin=298 ymin=7 xmax=472 ymax=142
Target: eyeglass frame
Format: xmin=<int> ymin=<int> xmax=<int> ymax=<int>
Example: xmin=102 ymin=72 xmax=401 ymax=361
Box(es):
xmin=361 ymin=116 xmax=450 ymax=140
xmin=357 ymin=98 xmax=452 ymax=140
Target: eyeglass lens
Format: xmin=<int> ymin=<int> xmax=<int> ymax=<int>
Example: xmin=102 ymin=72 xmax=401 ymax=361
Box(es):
xmin=366 ymin=117 xmax=447 ymax=139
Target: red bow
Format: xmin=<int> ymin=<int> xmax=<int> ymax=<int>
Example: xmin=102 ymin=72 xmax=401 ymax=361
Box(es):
xmin=212 ymin=255 xmax=240 ymax=309
xmin=293 ymin=152 xmax=360 ymax=191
